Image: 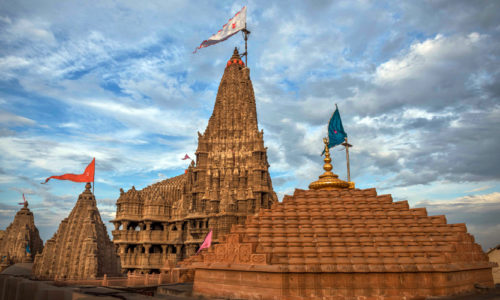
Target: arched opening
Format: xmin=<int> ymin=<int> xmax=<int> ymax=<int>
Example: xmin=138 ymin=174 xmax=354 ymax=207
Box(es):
xmin=149 ymin=245 xmax=163 ymax=254
xmin=151 ymin=222 xmax=163 ymax=230
xmin=127 ymin=222 xmax=139 ymax=231
xmin=125 ymin=245 xmax=137 ymax=254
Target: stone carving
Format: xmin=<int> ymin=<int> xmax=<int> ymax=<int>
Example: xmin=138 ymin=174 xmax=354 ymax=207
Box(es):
xmin=110 ymin=48 xmax=278 ymax=273
xmin=192 ymin=186 xmax=496 ymax=299
xmin=200 ymin=233 xmax=267 ymax=265
xmin=0 ymin=201 xmax=43 ymax=270
xmin=33 ymin=183 xmax=121 ymax=280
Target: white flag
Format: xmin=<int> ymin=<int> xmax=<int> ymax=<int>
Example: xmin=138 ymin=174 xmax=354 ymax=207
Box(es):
xmin=194 ymin=6 xmax=247 ymax=53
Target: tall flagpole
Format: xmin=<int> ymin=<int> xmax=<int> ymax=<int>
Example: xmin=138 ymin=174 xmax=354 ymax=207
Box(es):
xmin=341 ymin=137 xmax=352 ymax=182
xmin=242 ymin=25 xmax=250 ymax=66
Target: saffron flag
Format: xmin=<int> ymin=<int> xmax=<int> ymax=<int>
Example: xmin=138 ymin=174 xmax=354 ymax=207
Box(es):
xmin=194 ymin=6 xmax=247 ymax=53
xmin=323 ymin=105 xmax=347 ymax=154
xmin=182 ymin=154 xmax=191 ymax=160
xmin=42 ymin=158 xmax=95 ymax=184
xmin=197 ymin=230 xmax=213 ymax=253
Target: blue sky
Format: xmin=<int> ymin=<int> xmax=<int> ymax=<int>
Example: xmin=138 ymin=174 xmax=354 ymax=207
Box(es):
xmin=0 ymin=0 xmax=499 ymax=250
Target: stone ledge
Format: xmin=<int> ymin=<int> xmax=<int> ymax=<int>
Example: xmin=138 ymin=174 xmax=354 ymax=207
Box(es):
xmin=191 ymin=262 xmax=496 ymax=273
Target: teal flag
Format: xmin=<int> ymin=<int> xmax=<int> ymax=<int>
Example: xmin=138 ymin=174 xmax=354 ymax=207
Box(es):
xmin=323 ymin=105 xmax=347 ymax=154
xmin=26 ymin=244 xmax=31 ymax=254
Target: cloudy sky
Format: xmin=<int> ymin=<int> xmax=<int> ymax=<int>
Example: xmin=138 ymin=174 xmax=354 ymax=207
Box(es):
xmin=0 ymin=0 xmax=499 ymax=250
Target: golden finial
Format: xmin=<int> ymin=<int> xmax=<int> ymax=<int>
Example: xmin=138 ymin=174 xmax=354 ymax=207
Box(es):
xmin=309 ymin=138 xmax=350 ymax=190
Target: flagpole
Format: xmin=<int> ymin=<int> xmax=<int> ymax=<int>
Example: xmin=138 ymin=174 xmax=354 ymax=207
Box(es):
xmin=341 ymin=137 xmax=352 ymax=182
xmin=93 ymin=160 xmax=95 ymax=195
xmin=242 ymin=25 xmax=250 ymax=66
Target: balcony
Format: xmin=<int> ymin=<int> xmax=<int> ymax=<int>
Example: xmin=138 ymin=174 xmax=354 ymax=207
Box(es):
xmin=120 ymin=253 xmax=168 ymax=269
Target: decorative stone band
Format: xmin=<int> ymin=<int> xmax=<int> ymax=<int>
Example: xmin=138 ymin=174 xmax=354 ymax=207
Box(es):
xmin=192 ymin=261 xmax=496 ymax=273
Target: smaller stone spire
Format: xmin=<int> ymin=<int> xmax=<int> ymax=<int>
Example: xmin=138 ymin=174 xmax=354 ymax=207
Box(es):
xmin=226 ymin=47 xmax=245 ymax=68
xmin=84 ymin=182 xmax=92 ymax=193
xmin=309 ymin=138 xmax=350 ymax=190
xmin=231 ymin=47 xmax=241 ymax=60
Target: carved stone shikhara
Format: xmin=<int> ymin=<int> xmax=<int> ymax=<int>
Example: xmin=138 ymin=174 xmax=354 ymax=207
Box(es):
xmin=0 ymin=202 xmax=43 ymax=270
xmin=33 ymin=183 xmax=121 ymax=280
xmin=110 ymin=48 xmax=278 ymax=273
xmin=191 ymin=187 xmax=496 ymax=299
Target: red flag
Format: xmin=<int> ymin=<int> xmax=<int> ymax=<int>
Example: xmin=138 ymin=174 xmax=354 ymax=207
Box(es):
xmin=197 ymin=230 xmax=213 ymax=253
xmin=182 ymin=154 xmax=191 ymax=160
xmin=42 ymin=158 xmax=95 ymax=184
xmin=18 ymin=193 xmax=27 ymax=205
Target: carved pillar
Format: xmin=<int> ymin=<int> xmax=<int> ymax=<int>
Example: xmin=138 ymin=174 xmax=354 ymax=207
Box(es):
xmin=145 ymin=221 xmax=152 ymax=231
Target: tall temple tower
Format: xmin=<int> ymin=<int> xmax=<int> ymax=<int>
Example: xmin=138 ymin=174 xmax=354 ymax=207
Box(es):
xmin=33 ymin=183 xmax=121 ymax=280
xmin=0 ymin=201 xmax=43 ymax=271
xmin=111 ymin=48 xmax=277 ymax=273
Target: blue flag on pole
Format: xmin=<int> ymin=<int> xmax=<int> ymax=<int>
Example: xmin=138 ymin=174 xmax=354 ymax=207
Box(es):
xmin=323 ymin=105 xmax=347 ymax=154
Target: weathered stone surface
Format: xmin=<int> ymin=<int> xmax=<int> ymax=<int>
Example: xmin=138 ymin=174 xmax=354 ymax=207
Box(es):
xmin=488 ymin=244 xmax=500 ymax=284
xmin=33 ymin=183 xmax=121 ymax=280
xmin=0 ymin=201 xmax=43 ymax=269
xmin=191 ymin=187 xmax=496 ymax=299
xmin=110 ymin=48 xmax=278 ymax=273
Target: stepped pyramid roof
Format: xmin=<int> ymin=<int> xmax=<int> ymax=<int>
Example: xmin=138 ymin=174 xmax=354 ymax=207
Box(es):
xmin=33 ymin=183 xmax=121 ymax=280
xmin=191 ymin=143 xmax=496 ymax=299
xmin=0 ymin=200 xmax=43 ymax=266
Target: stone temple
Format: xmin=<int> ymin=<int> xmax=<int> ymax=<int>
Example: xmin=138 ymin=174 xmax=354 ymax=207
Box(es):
xmin=189 ymin=141 xmax=496 ymax=299
xmin=110 ymin=48 xmax=278 ymax=273
xmin=33 ymin=183 xmax=121 ymax=280
xmin=0 ymin=201 xmax=43 ymax=271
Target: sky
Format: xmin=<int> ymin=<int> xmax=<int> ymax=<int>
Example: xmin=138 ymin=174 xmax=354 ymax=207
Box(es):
xmin=0 ymin=0 xmax=499 ymax=251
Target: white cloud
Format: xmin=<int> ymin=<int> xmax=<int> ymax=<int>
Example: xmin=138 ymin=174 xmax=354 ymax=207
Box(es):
xmin=416 ymin=192 xmax=500 ymax=209
xmin=0 ymin=111 xmax=36 ymax=126
xmin=3 ymin=18 xmax=56 ymax=45
xmin=374 ymin=33 xmax=484 ymax=84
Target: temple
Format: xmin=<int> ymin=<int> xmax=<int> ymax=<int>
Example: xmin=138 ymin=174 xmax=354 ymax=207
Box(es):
xmin=0 ymin=201 xmax=43 ymax=271
xmin=33 ymin=183 xmax=121 ymax=280
xmin=110 ymin=48 xmax=278 ymax=273
xmin=189 ymin=140 xmax=496 ymax=299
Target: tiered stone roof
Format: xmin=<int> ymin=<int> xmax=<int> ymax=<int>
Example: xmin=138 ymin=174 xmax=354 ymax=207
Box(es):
xmin=191 ymin=145 xmax=495 ymax=299
xmin=197 ymin=188 xmax=490 ymax=272
xmin=33 ymin=183 xmax=121 ymax=280
xmin=110 ymin=48 xmax=277 ymax=272
xmin=0 ymin=201 xmax=43 ymax=267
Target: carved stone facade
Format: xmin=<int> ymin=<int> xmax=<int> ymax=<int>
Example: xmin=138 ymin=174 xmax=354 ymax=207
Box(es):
xmin=0 ymin=202 xmax=43 ymax=270
xmin=33 ymin=183 xmax=121 ymax=280
xmin=111 ymin=48 xmax=278 ymax=273
xmin=191 ymin=184 xmax=495 ymax=298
